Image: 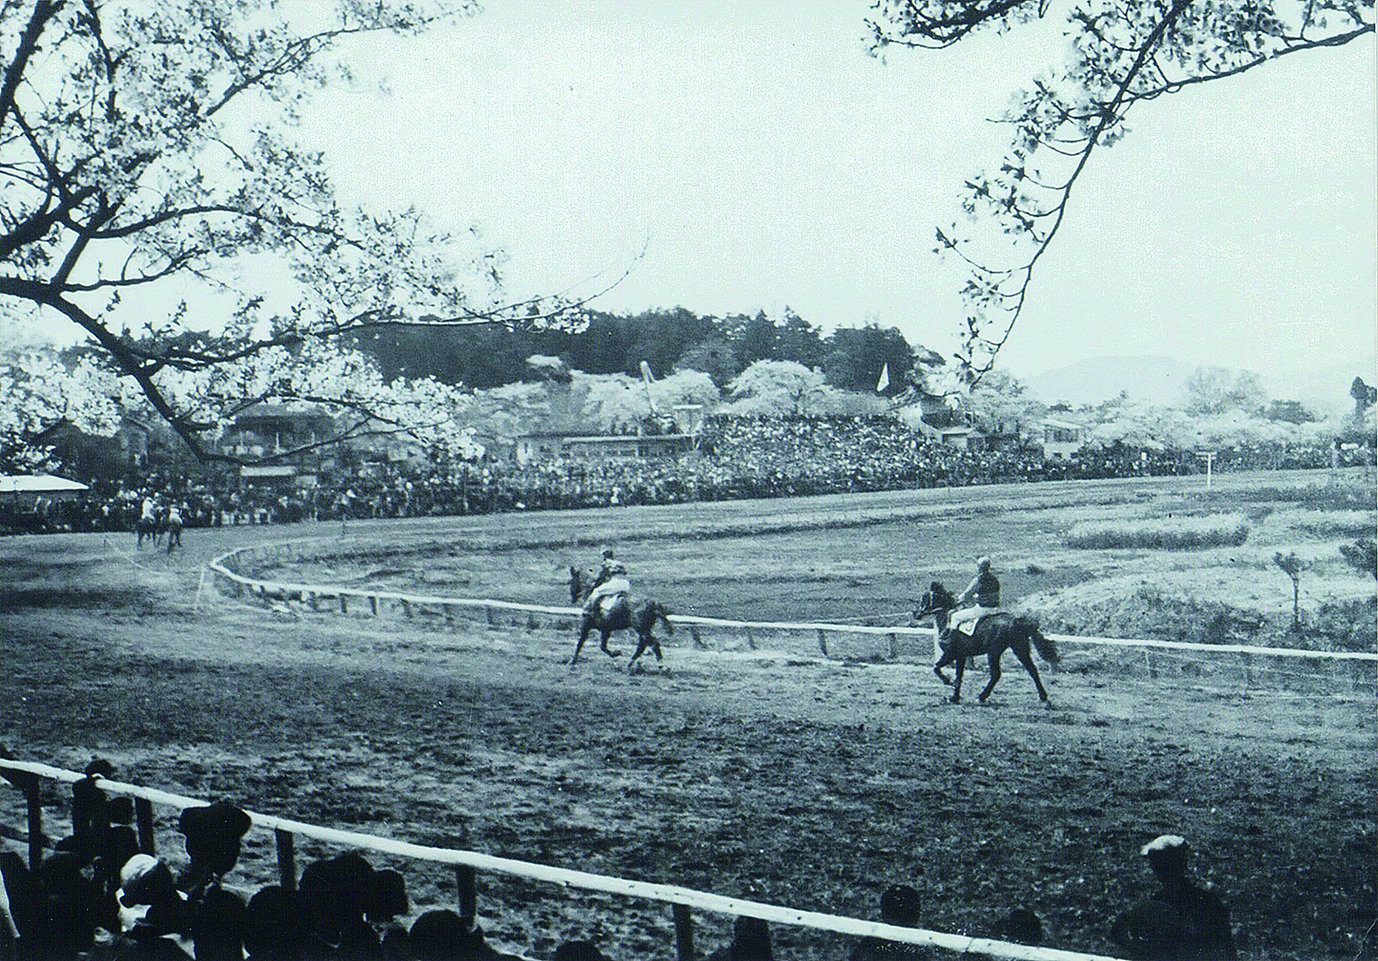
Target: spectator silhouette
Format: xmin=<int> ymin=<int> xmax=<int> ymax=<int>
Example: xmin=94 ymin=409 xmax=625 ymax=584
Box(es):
xmin=191 ymin=883 xmax=247 ymax=961
xmin=115 ymin=854 xmax=191 ymax=939
xmin=1111 ymin=835 xmax=1237 ymax=960
xmin=704 ymin=915 xmax=773 ymax=961
xmin=243 ymin=885 xmax=310 ymax=961
xmin=407 ymin=909 xmax=517 ymax=960
xmin=851 ymin=884 xmax=930 ymax=960
xmin=995 ymin=907 xmax=1042 ymax=946
xmin=177 ymin=802 xmax=252 ymax=893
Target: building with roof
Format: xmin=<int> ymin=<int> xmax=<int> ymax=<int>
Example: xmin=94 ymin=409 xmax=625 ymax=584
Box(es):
xmin=0 ymin=474 xmax=89 ymax=508
xmin=1040 ymin=418 xmax=1085 ymax=459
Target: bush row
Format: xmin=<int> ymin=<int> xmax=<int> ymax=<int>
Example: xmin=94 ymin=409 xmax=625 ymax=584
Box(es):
xmin=1064 ymin=515 xmax=1251 ymax=550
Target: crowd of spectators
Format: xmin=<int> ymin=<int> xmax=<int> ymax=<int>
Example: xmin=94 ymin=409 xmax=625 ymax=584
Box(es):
xmin=3 ymin=415 xmax=1372 ymax=535
xmin=0 ymin=758 xmax=1238 ymax=960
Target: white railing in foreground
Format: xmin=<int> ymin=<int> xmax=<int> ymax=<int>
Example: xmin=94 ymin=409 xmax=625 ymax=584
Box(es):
xmin=0 ymin=758 xmax=1125 ymax=961
xmin=206 ymin=542 xmax=1378 ymax=663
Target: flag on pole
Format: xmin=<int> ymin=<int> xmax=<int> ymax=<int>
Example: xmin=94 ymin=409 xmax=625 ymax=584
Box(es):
xmin=639 ymin=360 xmax=659 ymax=412
xmin=876 ymin=362 xmax=890 ymax=393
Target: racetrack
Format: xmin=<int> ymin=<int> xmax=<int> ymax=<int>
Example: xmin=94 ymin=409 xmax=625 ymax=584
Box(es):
xmin=1 ymin=470 xmax=1374 ymax=959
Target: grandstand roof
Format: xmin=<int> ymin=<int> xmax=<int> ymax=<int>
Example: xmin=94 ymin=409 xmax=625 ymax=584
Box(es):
xmin=0 ymin=474 xmax=89 ymax=494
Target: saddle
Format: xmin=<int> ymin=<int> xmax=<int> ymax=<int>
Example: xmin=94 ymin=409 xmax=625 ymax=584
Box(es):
xmin=593 ymin=593 xmax=630 ymax=617
xmin=950 ymin=610 xmax=1007 ymax=638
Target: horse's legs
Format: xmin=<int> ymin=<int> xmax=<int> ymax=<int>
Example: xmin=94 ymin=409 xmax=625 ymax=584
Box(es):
xmin=599 ymin=629 xmax=621 ymax=658
xmin=628 ymin=632 xmax=647 ymax=670
xmin=978 ymin=650 xmax=1003 ymax=702
xmin=1012 ymin=640 xmax=1051 ymax=702
xmin=934 ymin=648 xmax=957 ymax=686
xmin=571 ymin=619 xmax=593 ymax=666
xmin=950 ymin=655 xmax=967 ymax=703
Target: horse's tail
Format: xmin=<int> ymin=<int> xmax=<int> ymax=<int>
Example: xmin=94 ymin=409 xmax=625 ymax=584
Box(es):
xmin=1015 ymin=615 xmax=1059 ymax=663
xmin=655 ymin=602 xmax=674 ymax=634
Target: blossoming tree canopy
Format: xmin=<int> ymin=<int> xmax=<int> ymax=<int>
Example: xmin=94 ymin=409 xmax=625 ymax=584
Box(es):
xmin=0 ymin=0 xmax=563 ymax=463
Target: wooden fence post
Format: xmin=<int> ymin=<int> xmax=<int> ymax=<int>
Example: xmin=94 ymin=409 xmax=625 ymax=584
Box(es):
xmin=888 ymin=633 xmax=899 ymax=659
xmin=456 ymin=864 xmax=477 ymax=921
xmin=369 ymin=595 xmax=379 ymax=616
xmin=673 ymin=904 xmax=694 ymax=961
xmin=23 ymin=776 xmax=42 ymax=871
xmin=691 ymin=626 xmax=707 ymax=650
xmin=745 ymin=627 xmax=756 ymax=651
xmin=275 ymin=829 xmax=296 ymax=891
xmin=135 ymin=797 xmax=156 ymax=856
xmin=339 ymin=595 xmax=348 ymax=614
xmin=816 ymin=629 xmax=828 ymax=657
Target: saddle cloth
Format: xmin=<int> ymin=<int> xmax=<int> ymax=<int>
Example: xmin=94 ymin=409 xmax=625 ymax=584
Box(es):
xmin=952 ymin=609 xmax=1003 ymax=637
xmin=595 ymin=593 xmax=629 ymax=616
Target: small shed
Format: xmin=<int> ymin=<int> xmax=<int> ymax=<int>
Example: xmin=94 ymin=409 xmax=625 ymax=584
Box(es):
xmin=0 ymin=474 xmax=90 ymax=508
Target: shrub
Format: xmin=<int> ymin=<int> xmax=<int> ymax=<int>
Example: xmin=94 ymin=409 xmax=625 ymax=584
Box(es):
xmin=1064 ymin=514 xmax=1250 ymax=550
xmin=1340 ymin=538 xmax=1377 ymax=578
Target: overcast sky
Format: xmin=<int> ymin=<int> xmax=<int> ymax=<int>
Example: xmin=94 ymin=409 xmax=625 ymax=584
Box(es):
xmin=27 ymin=1 xmax=1367 ymax=383
xmin=290 ymin=0 xmax=1376 ymax=380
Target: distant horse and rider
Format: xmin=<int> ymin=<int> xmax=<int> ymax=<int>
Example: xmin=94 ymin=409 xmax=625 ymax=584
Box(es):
xmin=913 ymin=556 xmax=1060 ymax=705
xmin=134 ymin=501 xmax=183 ymax=555
xmin=568 ymin=548 xmax=674 ymax=670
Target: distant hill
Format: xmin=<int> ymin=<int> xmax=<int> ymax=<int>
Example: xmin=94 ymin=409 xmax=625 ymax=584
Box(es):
xmin=1024 ymin=354 xmax=1376 ymax=415
xmin=1023 ymin=356 xmax=1198 ymax=408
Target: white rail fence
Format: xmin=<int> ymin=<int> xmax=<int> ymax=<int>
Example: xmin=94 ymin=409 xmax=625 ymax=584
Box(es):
xmin=203 ymin=541 xmax=1378 ymax=670
xmin=0 ymin=758 xmax=1126 ymax=961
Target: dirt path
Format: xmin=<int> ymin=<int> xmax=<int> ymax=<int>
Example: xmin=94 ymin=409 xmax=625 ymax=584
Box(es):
xmin=1 ymin=474 xmax=1374 ymax=959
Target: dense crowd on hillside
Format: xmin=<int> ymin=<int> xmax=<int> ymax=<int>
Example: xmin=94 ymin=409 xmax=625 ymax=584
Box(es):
xmin=3 ymin=415 xmax=1372 ymax=535
xmin=0 ymin=758 xmax=1238 ymax=960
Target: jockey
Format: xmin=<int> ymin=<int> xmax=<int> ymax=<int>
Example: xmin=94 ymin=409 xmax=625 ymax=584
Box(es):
xmin=945 ymin=556 xmax=1000 ymax=640
xmin=167 ymin=503 xmax=183 ymax=527
xmin=140 ymin=495 xmax=156 ymax=522
xmin=584 ymin=548 xmax=630 ymax=614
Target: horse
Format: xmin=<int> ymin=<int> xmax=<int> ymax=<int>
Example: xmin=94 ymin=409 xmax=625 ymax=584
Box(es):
xmin=568 ymin=567 xmax=674 ymax=670
xmin=913 ymin=581 xmax=1059 ymax=705
xmin=164 ymin=515 xmax=182 ymax=555
xmin=135 ymin=514 xmax=159 ymax=549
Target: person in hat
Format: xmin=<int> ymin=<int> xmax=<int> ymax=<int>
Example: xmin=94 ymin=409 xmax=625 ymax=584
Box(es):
xmin=944 ymin=556 xmax=1000 ymax=642
xmin=583 ymin=548 xmax=631 ymax=615
xmin=1111 ymin=835 xmax=1236 ymax=960
xmin=177 ymin=801 xmax=252 ymax=892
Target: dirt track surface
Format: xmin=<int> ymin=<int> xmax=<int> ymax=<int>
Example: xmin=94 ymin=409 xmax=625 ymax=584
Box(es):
xmin=1 ymin=473 xmax=1375 ymax=960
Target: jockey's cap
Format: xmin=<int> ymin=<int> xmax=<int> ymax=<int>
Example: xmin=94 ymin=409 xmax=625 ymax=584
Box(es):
xmin=977 ymin=556 xmax=992 ymax=571
xmin=601 ymin=547 xmax=615 ymax=559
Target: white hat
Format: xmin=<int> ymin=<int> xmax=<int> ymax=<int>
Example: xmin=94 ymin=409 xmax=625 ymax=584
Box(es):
xmin=1140 ymin=835 xmax=1187 ymax=857
xmin=119 ymin=854 xmax=159 ymax=889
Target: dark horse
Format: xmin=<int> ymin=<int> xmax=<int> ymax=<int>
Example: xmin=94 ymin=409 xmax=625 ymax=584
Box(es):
xmin=914 ymin=581 xmax=1059 ymax=705
xmin=568 ymin=567 xmax=674 ymax=669
xmin=135 ymin=514 xmax=159 ymax=548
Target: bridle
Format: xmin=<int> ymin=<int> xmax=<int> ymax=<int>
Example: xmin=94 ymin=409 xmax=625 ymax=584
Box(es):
xmin=914 ymin=590 xmax=955 ymax=624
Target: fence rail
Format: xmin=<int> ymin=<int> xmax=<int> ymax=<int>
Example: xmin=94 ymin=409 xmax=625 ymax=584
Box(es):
xmin=205 ymin=543 xmax=1378 ymax=664
xmin=0 ymin=757 xmax=1125 ymax=961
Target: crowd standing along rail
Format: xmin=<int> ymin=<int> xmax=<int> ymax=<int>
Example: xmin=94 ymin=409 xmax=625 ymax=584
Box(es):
xmin=203 ymin=541 xmax=1378 ymax=671
xmin=0 ymin=758 xmax=1131 ymax=961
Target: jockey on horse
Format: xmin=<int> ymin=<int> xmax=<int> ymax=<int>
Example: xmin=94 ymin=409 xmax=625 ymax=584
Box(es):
xmin=583 ymin=547 xmax=631 ymax=617
xmin=942 ymin=556 xmax=1000 ymax=644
